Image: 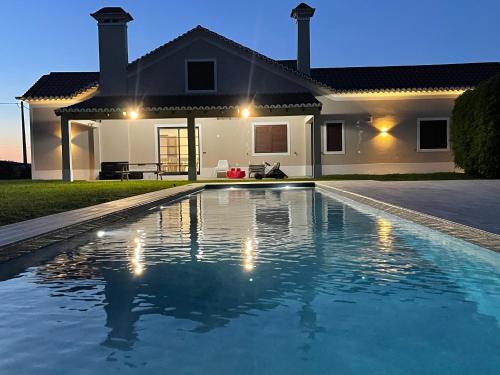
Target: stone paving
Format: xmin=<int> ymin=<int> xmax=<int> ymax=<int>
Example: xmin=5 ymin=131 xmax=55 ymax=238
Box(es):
xmin=317 ymin=180 xmax=500 ymax=235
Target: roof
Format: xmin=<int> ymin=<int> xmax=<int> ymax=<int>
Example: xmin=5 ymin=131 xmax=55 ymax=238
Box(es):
xmin=18 ymin=25 xmax=500 ymax=100
xmin=128 ymin=25 xmax=322 ymax=87
xmin=55 ymin=92 xmax=322 ymax=114
xmin=19 ymin=72 xmax=99 ymax=100
xmin=309 ymin=62 xmax=500 ymax=93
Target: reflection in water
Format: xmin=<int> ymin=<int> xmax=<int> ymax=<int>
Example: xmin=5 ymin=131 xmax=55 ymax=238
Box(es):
xmin=242 ymin=238 xmax=256 ymax=272
xmin=376 ymin=217 xmax=393 ymax=250
xmin=1 ymin=189 xmax=500 ymax=375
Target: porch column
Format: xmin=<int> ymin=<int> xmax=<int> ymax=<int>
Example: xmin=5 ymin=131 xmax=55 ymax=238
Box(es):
xmin=61 ymin=115 xmax=73 ymax=182
xmin=187 ymin=116 xmax=197 ymax=181
xmin=312 ymin=115 xmax=322 ymax=178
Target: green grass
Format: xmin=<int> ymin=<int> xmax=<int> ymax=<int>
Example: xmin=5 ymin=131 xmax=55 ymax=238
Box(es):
xmin=0 ymin=172 xmax=474 ymax=226
xmin=0 ymin=180 xmax=188 ymax=226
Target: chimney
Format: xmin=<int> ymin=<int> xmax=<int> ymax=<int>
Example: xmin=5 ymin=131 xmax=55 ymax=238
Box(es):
xmin=290 ymin=3 xmax=315 ymax=75
xmin=91 ymin=7 xmax=133 ymax=95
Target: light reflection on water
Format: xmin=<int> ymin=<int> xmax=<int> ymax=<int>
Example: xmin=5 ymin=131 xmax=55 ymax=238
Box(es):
xmin=0 ymin=188 xmax=499 ymax=375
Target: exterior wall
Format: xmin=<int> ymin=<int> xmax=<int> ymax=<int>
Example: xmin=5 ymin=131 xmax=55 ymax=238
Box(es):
xmin=29 ymin=104 xmax=99 ymax=180
xmin=128 ymin=37 xmax=309 ymax=95
xmin=98 ymin=115 xmax=311 ymax=178
xmin=318 ymin=95 xmax=458 ymax=174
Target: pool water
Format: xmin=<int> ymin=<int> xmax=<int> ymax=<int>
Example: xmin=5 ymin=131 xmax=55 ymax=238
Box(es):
xmin=1 ymin=188 xmax=500 ymax=375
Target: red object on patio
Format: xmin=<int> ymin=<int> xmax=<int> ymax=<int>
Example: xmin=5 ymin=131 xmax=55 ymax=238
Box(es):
xmin=226 ymin=168 xmax=246 ymax=179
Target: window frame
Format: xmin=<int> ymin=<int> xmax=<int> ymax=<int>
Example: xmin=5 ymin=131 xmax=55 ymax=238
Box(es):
xmin=323 ymin=120 xmax=345 ymax=155
xmin=417 ymin=117 xmax=450 ymax=152
xmin=155 ymin=124 xmax=202 ymax=175
xmin=252 ymin=121 xmax=291 ymax=156
xmin=185 ymin=59 xmax=217 ymax=93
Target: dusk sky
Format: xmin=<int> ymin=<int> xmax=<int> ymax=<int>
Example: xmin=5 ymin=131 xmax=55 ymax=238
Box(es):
xmin=1 ymin=0 xmax=499 ymax=162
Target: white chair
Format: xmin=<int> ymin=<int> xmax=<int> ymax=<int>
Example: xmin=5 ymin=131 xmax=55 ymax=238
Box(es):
xmin=215 ymin=160 xmax=229 ymax=178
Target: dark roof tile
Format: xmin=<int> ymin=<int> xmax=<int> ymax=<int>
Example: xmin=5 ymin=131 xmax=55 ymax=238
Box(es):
xmin=309 ymin=62 xmax=500 ymax=93
xmin=19 ymin=72 xmax=99 ymax=100
xmin=56 ymin=92 xmax=321 ymax=114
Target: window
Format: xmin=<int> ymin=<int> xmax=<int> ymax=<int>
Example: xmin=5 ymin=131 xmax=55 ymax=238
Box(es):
xmin=417 ymin=118 xmax=449 ymax=151
xmin=253 ymin=123 xmax=289 ymax=155
xmin=186 ymin=60 xmax=216 ymax=92
xmin=158 ymin=127 xmax=200 ymax=174
xmin=324 ymin=121 xmax=345 ymax=154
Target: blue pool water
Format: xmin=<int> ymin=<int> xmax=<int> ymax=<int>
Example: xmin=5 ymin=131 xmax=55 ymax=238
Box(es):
xmin=0 ymin=188 xmax=500 ymax=375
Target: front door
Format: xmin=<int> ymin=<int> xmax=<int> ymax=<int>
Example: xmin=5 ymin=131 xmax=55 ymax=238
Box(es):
xmin=158 ymin=127 xmax=200 ymax=174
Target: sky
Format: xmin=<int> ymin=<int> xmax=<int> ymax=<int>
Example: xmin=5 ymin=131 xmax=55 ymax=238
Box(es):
xmin=1 ymin=0 xmax=499 ymax=162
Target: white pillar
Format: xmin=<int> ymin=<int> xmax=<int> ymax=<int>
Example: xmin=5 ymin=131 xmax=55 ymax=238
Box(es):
xmin=187 ymin=116 xmax=197 ymax=181
xmin=312 ymin=115 xmax=322 ymax=178
xmin=61 ymin=116 xmax=73 ymax=181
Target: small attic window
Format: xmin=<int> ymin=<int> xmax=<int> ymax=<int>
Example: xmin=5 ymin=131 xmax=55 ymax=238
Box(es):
xmin=186 ymin=60 xmax=216 ymax=92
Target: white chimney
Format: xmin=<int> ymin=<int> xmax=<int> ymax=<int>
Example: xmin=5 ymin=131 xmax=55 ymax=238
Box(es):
xmin=91 ymin=7 xmax=133 ymax=95
xmin=290 ymin=3 xmax=315 ymax=75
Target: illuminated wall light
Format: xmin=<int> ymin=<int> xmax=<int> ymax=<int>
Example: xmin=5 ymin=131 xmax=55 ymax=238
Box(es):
xmin=380 ymin=127 xmax=389 ymax=137
xmin=122 ymin=111 xmax=127 ymax=117
xmin=241 ymin=107 xmax=250 ymax=118
xmin=130 ymin=110 xmax=138 ymax=120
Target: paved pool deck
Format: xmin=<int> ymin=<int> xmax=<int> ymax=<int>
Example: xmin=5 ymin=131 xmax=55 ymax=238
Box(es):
xmin=318 ymin=180 xmax=500 ymax=235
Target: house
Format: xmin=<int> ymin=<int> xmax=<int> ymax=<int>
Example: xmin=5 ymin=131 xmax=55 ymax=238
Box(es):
xmin=18 ymin=3 xmax=500 ymax=181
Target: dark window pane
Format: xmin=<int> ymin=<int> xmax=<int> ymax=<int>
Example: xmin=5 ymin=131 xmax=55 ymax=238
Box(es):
xmin=254 ymin=124 xmax=288 ymax=153
xmin=187 ymin=61 xmax=215 ymax=91
xmin=419 ymin=120 xmax=448 ymax=149
xmin=326 ymin=122 xmax=343 ymax=152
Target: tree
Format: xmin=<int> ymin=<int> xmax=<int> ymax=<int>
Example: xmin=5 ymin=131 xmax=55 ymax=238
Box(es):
xmin=451 ymin=73 xmax=500 ymax=178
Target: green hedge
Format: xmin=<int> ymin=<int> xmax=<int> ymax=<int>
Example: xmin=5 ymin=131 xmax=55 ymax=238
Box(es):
xmin=451 ymin=73 xmax=500 ymax=178
xmin=0 ymin=160 xmax=31 ymax=179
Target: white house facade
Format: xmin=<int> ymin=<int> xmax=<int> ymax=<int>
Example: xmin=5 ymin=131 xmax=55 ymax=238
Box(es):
xmin=19 ymin=4 xmax=500 ymax=181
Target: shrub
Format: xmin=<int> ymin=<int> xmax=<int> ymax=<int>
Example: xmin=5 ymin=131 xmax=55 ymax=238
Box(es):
xmin=0 ymin=160 xmax=31 ymax=179
xmin=451 ymin=73 xmax=500 ymax=178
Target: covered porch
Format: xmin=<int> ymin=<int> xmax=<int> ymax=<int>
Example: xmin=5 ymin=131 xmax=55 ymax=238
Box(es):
xmin=55 ymin=93 xmax=323 ymax=182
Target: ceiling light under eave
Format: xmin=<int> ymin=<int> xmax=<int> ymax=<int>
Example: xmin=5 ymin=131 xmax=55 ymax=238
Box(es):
xmin=241 ymin=107 xmax=251 ymax=118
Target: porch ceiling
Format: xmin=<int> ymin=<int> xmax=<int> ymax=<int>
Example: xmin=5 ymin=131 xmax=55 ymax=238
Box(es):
xmin=54 ymin=92 xmax=322 ymax=119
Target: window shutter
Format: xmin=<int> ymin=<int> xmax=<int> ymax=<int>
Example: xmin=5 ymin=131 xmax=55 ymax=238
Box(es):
xmin=271 ymin=125 xmax=288 ymax=153
xmin=254 ymin=126 xmax=272 ymax=153
xmin=254 ymin=124 xmax=288 ymax=153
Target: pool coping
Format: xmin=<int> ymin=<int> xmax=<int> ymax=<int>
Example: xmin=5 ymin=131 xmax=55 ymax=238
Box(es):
xmin=315 ymin=182 xmax=500 ymax=253
xmin=0 ymin=181 xmax=498 ymax=263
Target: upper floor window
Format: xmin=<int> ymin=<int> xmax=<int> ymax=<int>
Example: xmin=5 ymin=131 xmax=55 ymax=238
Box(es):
xmin=324 ymin=121 xmax=345 ymax=154
xmin=186 ymin=60 xmax=216 ymax=92
xmin=417 ymin=118 xmax=449 ymax=151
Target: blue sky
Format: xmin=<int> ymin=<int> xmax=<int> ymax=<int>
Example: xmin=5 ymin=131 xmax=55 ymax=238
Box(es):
xmin=1 ymin=0 xmax=499 ymax=161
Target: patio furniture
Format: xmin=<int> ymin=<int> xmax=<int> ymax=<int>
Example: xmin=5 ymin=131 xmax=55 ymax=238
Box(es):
xmin=99 ymin=162 xmax=143 ymax=180
xmin=215 ymin=160 xmax=229 ymax=178
xmin=113 ymin=162 xmax=162 ymax=181
xmin=248 ymin=164 xmax=266 ymax=178
xmin=226 ymin=168 xmax=246 ymax=179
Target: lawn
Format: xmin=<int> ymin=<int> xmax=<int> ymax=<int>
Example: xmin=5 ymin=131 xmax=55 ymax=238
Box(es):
xmin=0 ymin=180 xmax=188 ymax=226
xmin=0 ymin=172 xmax=473 ymax=226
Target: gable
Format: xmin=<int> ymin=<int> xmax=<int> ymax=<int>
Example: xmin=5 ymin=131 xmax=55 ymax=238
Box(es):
xmin=126 ymin=29 xmax=318 ymax=96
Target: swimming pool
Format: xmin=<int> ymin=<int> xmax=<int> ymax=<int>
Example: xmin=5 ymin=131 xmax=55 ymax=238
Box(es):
xmin=0 ymin=187 xmax=499 ymax=375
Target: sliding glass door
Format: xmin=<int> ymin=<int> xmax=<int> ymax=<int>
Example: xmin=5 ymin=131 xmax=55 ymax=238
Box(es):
xmin=158 ymin=127 xmax=200 ymax=175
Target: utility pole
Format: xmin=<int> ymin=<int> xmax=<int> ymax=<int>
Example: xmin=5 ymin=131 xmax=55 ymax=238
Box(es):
xmin=20 ymin=101 xmax=27 ymax=166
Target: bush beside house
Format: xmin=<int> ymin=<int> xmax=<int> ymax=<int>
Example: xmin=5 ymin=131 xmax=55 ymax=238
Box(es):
xmin=0 ymin=161 xmax=31 ymax=179
xmin=451 ymin=73 xmax=500 ymax=178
